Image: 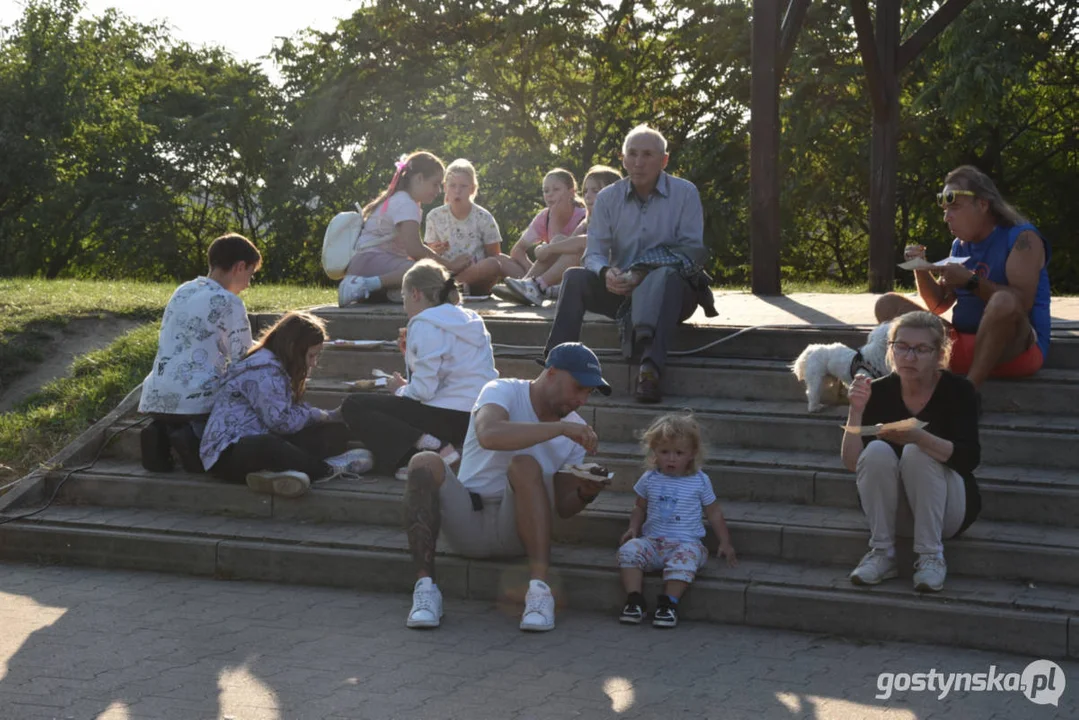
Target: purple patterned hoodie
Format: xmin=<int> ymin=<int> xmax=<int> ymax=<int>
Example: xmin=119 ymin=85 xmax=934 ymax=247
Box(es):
xmin=199 ymin=348 xmax=328 ymax=470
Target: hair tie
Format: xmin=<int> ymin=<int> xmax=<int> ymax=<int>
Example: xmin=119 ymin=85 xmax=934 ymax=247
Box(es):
xmin=437 ymin=276 xmax=456 ymax=304
xmin=380 ymin=159 xmax=411 ymax=213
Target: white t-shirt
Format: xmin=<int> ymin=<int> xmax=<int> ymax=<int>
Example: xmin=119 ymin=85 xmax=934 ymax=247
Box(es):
xmin=139 ymin=277 xmax=251 ymax=415
xmin=457 ymin=378 xmax=587 ymax=498
xmin=355 ymin=191 xmax=422 ymax=253
xmin=424 ymin=203 xmax=502 ymax=262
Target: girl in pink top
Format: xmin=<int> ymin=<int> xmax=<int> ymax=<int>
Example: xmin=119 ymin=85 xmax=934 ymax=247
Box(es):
xmin=502 ymin=165 xmax=621 ymax=306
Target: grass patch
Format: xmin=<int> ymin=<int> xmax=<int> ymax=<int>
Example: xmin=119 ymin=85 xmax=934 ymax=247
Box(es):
xmin=0 ymin=278 xmax=336 ymax=478
xmin=0 ymin=278 xmax=335 ymax=391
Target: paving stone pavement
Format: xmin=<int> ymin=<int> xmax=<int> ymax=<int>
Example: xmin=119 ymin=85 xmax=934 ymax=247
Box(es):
xmin=0 ymin=564 xmax=1074 ymax=720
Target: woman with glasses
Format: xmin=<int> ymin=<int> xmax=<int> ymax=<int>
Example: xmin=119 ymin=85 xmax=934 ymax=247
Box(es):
xmin=841 ymin=311 xmax=981 ymax=593
xmin=874 ymin=165 xmax=1051 ymax=390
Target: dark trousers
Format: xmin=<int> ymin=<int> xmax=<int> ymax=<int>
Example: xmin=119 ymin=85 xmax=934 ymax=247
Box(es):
xmin=141 ymin=413 xmax=209 ymax=473
xmin=210 ymin=423 xmax=350 ymax=484
xmin=544 ymin=266 xmax=697 ymax=373
xmin=341 ymin=393 xmax=471 ymax=474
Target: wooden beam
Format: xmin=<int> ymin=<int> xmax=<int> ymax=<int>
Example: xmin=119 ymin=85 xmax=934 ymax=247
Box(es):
xmin=897 ymin=0 xmax=976 ymax=70
xmin=750 ymin=0 xmax=781 ymax=295
xmin=778 ymin=0 xmax=811 ymax=76
xmin=848 ymin=0 xmax=887 ymax=117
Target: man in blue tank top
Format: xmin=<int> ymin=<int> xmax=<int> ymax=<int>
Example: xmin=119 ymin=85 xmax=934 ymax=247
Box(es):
xmin=875 ymin=165 xmax=1051 ymax=390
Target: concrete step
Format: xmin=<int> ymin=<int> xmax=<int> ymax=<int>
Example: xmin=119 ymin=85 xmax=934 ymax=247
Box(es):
xmin=96 ymin=416 xmax=1079 ymax=528
xmin=315 ymin=347 xmax=1079 ymax=414
xmin=299 ymin=386 xmax=1079 ymax=470
xmin=0 ymin=504 xmax=1074 ymax=658
xmin=286 ymin=304 xmax=1079 ymax=370
xmin=38 ymin=463 xmax=1079 ymax=587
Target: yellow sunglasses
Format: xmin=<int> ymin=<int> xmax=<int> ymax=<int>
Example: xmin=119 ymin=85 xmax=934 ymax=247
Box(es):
xmin=937 ymin=189 xmax=976 ymax=207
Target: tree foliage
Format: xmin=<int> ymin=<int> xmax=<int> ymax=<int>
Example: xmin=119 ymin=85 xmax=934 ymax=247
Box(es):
xmin=0 ymin=0 xmax=1076 ymax=290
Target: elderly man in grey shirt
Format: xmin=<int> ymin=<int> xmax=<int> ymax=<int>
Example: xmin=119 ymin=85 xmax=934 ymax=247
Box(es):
xmin=543 ymin=125 xmax=711 ymax=403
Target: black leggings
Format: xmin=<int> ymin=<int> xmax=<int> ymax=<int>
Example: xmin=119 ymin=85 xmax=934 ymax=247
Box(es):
xmin=209 ymin=423 xmax=350 ymax=484
xmin=341 ymin=393 xmax=471 ymax=474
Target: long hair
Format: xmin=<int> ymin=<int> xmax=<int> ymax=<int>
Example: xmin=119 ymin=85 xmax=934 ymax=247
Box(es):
xmin=887 ymin=311 xmax=952 ymax=369
xmin=640 ymin=412 xmax=705 ymax=475
xmin=246 ymin=311 xmax=328 ymax=401
xmin=403 ymin=259 xmax=460 ymax=307
xmin=944 ymin=165 xmax=1027 ymax=228
xmin=364 ymin=151 xmax=445 ymax=217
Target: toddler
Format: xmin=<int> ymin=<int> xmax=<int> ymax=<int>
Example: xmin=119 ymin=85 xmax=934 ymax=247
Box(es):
xmin=616 ymin=413 xmax=737 ymax=628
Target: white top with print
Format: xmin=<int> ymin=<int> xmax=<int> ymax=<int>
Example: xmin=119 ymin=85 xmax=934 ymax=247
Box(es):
xmin=139 ymin=277 xmax=252 ymax=415
xmin=424 ymin=203 xmax=502 ymax=262
xmin=634 ymin=470 xmax=717 ymax=542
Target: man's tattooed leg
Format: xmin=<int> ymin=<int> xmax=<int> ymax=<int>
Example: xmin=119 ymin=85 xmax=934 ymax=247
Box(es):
xmin=404 ymin=464 xmax=441 ymax=578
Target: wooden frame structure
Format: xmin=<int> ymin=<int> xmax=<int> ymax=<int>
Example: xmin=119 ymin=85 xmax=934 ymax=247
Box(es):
xmin=749 ymin=0 xmax=975 ymax=295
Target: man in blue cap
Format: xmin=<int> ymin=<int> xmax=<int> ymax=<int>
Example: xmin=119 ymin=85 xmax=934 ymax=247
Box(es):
xmin=403 ymin=342 xmax=611 ymax=632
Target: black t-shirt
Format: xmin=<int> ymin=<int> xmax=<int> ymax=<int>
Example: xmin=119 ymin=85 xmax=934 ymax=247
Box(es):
xmin=862 ymin=371 xmax=982 ymax=534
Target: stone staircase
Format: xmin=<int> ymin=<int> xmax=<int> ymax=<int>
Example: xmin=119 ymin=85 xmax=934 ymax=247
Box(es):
xmin=3 ymin=301 xmax=1079 ymax=659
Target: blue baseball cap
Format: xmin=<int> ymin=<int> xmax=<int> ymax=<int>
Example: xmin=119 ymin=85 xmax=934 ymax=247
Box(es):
xmin=540 ymin=342 xmax=612 ymax=395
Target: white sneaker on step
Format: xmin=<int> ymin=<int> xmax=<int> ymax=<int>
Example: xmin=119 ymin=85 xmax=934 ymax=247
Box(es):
xmin=406 ymin=577 xmax=443 ymax=628
xmin=338 ymin=276 xmax=377 ymax=307
xmin=849 ymin=548 xmax=898 ymax=586
xmin=504 ymin=277 xmax=545 ymax=307
xmin=325 ymin=448 xmax=374 ymax=476
xmin=913 ymin=553 xmax=947 ymax=592
xmin=520 ymin=579 xmax=555 ymax=632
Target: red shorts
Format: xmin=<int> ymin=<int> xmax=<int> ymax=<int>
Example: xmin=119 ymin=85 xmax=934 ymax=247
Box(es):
xmin=948 ymin=329 xmax=1044 ymax=378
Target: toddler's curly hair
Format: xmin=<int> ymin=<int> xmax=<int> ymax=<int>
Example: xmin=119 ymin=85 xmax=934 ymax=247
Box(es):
xmin=641 ymin=412 xmax=704 ymax=474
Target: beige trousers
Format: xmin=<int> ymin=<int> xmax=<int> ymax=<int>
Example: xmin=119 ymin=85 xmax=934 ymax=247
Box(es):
xmin=856 ymin=441 xmax=966 ymax=555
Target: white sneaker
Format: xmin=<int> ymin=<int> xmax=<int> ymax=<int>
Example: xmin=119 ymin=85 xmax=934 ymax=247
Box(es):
xmin=849 ymin=548 xmax=898 ymax=586
xmin=337 ymin=276 xmax=376 ymax=307
xmin=913 ymin=553 xmax=947 ymax=592
xmin=394 ymin=467 xmax=410 ymax=481
xmin=325 ymin=448 xmax=374 ymax=476
xmin=520 ymin=579 xmax=556 ymax=632
xmin=406 ymin=577 xmax=443 ymax=628
xmin=545 ymin=283 xmax=561 ymax=300
xmin=504 ymin=278 xmax=545 ymax=307
xmin=245 ymin=470 xmax=310 ymax=498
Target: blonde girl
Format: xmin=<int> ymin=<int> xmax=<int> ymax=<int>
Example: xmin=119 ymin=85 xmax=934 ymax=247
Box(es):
xmin=339 ymin=151 xmax=472 ymax=306
xmin=423 ymin=159 xmax=521 ymax=294
xmin=616 ymin=413 xmax=736 ymax=628
xmin=504 ymin=165 xmax=621 ymax=306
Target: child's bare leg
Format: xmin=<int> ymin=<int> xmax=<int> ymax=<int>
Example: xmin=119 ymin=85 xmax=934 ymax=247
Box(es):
xmin=621 ymin=567 xmax=644 ymax=594
xmin=663 ymin=579 xmax=689 ymax=600
xmin=454 ymin=257 xmax=502 ymax=294
xmin=524 ymin=256 xmax=556 ymax=281
xmin=538 ymin=253 xmax=583 ymax=287
xmin=497 ymin=255 xmax=527 ymax=279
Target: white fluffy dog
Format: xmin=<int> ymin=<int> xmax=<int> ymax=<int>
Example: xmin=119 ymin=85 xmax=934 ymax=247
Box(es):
xmin=791 ymin=322 xmax=893 ymax=413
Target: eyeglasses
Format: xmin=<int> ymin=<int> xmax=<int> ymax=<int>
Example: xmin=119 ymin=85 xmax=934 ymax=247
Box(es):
xmin=936 ymin=189 xmax=976 ymax=207
xmin=890 ymin=341 xmax=937 ymax=358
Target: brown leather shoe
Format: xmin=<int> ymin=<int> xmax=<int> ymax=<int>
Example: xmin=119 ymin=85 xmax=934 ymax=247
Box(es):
xmin=635 ymin=366 xmax=662 ymax=404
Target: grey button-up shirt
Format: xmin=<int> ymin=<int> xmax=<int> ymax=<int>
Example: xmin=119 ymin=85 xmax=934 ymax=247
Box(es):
xmin=582 ymin=171 xmax=706 ymax=276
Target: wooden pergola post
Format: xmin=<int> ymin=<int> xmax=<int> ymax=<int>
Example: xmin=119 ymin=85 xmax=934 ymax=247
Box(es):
xmin=750 ymin=0 xmax=781 ymax=295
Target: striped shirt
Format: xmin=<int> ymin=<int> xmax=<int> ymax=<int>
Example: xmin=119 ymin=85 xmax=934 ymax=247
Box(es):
xmin=635 ymin=470 xmax=717 ymax=542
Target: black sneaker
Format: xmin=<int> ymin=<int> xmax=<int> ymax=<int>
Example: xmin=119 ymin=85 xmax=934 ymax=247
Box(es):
xmin=652 ymin=596 xmax=678 ymax=628
xmin=619 ymin=593 xmax=646 ymax=625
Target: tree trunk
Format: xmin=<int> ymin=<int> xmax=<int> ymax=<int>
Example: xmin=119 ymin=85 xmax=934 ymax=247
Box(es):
xmin=867 ymin=0 xmax=900 ymax=293
xmin=750 ymin=0 xmax=781 ymax=295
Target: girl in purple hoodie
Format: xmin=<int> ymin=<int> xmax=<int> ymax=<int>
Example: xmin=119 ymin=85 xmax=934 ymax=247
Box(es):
xmin=199 ymin=311 xmax=372 ymax=497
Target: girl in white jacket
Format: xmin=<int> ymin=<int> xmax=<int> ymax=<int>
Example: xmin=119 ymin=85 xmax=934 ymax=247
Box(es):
xmin=341 ymin=260 xmax=498 ymax=478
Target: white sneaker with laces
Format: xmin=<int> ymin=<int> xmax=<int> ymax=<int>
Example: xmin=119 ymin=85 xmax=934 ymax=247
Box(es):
xmin=520 ymin=579 xmax=556 ymax=632
xmin=337 ymin=276 xmax=376 ymax=307
xmin=504 ymin=278 xmax=545 ymax=307
xmin=406 ymin=577 xmax=443 ymax=628
xmin=325 ymin=448 xmax=374 ymax=476
xmin=849 ymin=548 xmax=898 ymax=586
xmin=913 ymin=553 xmax=947 ymax=592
